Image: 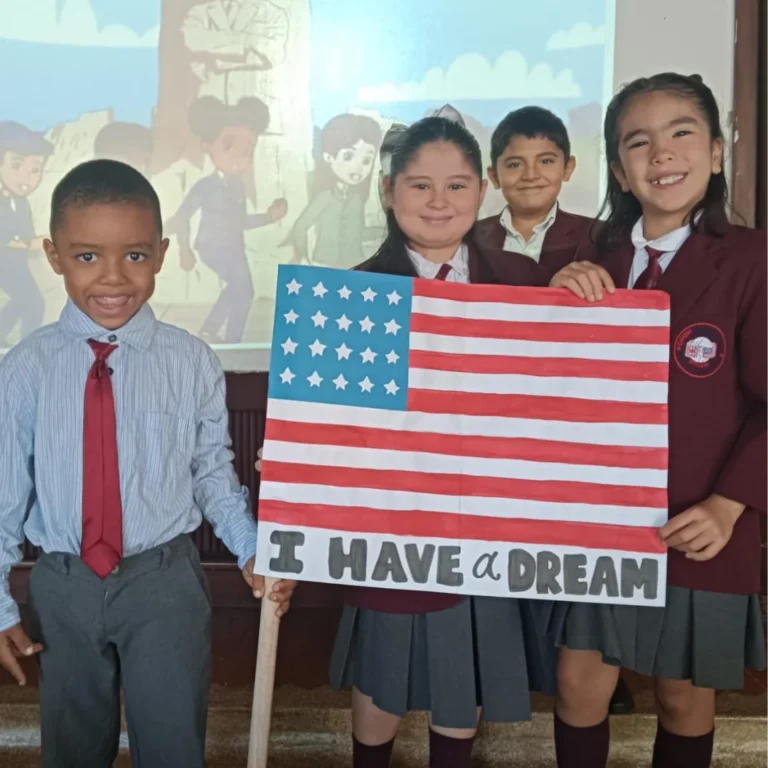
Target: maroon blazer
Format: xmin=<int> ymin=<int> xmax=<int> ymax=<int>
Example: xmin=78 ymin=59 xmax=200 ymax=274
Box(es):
xmin=592 ymin=225 xmax=767 ymax=595
xmin=347 ymin=235 xmax=548 ymax=614
xmin=475 ymin=207 xmax=597 ymax=282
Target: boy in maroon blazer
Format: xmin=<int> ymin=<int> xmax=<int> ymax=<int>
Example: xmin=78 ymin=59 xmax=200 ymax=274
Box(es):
xmin=475 ymin=107 xmax=596 ymax=283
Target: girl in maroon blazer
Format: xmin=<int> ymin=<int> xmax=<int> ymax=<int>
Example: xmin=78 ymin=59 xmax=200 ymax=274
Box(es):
xmin=548 ymin=73 xmax=766 ymax=768
xmin=326 ymin=116 xmax=554 ymax=768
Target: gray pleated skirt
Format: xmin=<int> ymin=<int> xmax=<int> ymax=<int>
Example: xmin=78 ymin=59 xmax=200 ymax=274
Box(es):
xmin=550 ymin=586 xmax=766 ymax=690
xmin=329 ymin=596 xmax=557 ymax=729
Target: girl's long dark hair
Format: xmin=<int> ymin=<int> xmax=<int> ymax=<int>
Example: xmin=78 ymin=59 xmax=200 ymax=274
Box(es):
xmin=374 ymin=116 xmax=483 ymax=264
xmin=596 ymin=72 xmax=729 ymax=256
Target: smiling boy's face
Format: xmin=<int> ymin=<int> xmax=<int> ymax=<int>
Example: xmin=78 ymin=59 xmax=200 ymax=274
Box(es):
xmin=43 ymin=201 xmax=168 ymax=330
xmin=0 ymin=151 xmax=46 ymax=197
xmin=488 ymin=135 xmax=576 ymax=219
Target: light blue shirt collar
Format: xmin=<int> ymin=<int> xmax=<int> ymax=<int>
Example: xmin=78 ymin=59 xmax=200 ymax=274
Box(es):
xmin=58 ymin=300 xmax=157 ymax=351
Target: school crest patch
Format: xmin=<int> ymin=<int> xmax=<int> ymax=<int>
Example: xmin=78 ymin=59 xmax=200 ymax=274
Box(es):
xmin=674 ymin=323 xmax=726 ymax=378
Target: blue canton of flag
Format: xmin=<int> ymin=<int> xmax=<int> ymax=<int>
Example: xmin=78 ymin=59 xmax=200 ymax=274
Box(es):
xmin=268 ymin=265 xmax=413 ymax=410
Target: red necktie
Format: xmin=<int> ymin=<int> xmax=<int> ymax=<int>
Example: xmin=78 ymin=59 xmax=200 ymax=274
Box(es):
xmin=81 ymin=340 xmax=123 ymax=578
xmin=435 ymin=263 xmax=452 ymax=280
xmin=634 ymin=247 xmax=665 ymax=290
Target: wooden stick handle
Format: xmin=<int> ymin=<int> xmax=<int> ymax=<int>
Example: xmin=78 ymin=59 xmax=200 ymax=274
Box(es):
xmin=247 ymin=577 xmax=281 ymax=768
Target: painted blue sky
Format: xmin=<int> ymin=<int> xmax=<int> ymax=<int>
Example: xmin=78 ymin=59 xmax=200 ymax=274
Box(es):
xmin=0 ymin=0 xmax=612 ymax=132
xmin=310 ymin=0 xmax=611 ymax=125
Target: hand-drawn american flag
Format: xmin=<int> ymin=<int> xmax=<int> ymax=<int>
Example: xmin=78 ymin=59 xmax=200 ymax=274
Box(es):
xmin=258 ymin=264 xmax=671 ymax=604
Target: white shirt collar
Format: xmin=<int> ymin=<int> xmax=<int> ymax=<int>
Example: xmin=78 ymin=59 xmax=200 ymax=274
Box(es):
xmin=500 ymin=202 xmax=558 ymax=240
xmin=630 ymin=214 xmax=699 ymax=253
xmin=406 ymin=242 xmax=469 ymax=282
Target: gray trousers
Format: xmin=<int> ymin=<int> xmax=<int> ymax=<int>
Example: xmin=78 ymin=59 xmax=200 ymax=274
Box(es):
xmin=28 ymin=534 xmax=212 ymax=768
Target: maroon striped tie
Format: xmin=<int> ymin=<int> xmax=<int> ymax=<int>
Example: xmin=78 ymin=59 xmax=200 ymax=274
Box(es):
xmin=435 ymin=263 xmax=452 ymax=280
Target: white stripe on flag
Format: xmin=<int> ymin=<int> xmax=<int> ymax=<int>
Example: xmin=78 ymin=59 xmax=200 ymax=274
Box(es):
xmin=259 ymin=481 xmax=668 ymax=528
xmin=410 ymin=333 xmax=669 ymax=362
xmin=263 ymin=440 xmax=667 ymax=487
xmin=408 ymin=368 xmax=668 ymax=403
xmin=265 ymin=399 xmax=668 ymax=448
xmin=412 ymin=295 xmax=671 ymax=327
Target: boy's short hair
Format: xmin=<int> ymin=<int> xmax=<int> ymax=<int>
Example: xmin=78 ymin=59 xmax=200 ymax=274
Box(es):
xmin=490 ymin=107 xmax=571 ymax=168
xmin=50 ymin=159 xmax=162 ymax=236
xmin=0 ymin=121 xmax=54 ymax=158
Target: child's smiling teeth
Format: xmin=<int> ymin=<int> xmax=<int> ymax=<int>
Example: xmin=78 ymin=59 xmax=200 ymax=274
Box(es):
xmin=651 ymin=174 xmax=685 ymax=186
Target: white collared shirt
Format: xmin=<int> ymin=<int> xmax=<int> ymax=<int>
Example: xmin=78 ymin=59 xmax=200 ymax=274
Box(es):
xmin=499 ymin=203 xmax=557 ymax=261
xmin=406 ymin=243 xmax=470 ymax=284
xmin=628 ymin=216 xmax=694 ymax=288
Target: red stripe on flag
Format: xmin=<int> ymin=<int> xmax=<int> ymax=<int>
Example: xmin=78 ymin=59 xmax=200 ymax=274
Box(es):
xmin=409 ymin=350 xmax=669 ymax=382
xmin=259 ymin=500 xmax=666 ymax=554
xmin=413 ymin=281 xmax=670 ymax=311
xmin=263 ymin=462 xmax=667 ymax=508
xmin=407 ymin=389 xmax=668 ymax=425
xmin=410 ymin=313 xmax=669 ymax=345
xmin=266 ymin=419 xmax=668 ymax=470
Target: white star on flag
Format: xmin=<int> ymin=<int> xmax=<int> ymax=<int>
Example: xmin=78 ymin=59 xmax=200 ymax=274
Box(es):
xmin=284 ymin=309 xmax=299 ymax=324
xmin=312 ymin=282 xmax=328 ymax=298
xmin=359 ymin=316 xmax=375 ymax=333
xmin=360 ymin=347 xmax=377 ymax=364
xmin=281 ymin=337 xmax=298 ymax=355
xmin=286 ymin=278 xmax=302 ymax=295
xmin=386 ymin=290 xmax=402 ymax=305
xmin=279 ymin=367 xmax=295 ymax=384
xmin=384 ymin=379 xmax=400 ymax=396
xmin=336 ymin=314 xmax=352 ymax=331
xmin=332 ymin=374 xmax=348 ymax=390
xmin=336 ymin=343 xmax=352 ymax=360
xmin=338 ymin=285 xmax=352 ymax=299
xmin=311 ymin=310 xmax=328 ymax=328
xmin=307 ymin=371 xmax=323 ymax=387
xmin=358 ymin=376 xmax=374 ymax=393
xmin=309 ymin=339 xmax=327 ymax=357
xmin=384 ymin=319 xmax=401 ymax=335
xmin=361 ymin=287 xmax=377 ymax=302
xmin=385 ymin=350 xmax=399 ymax=364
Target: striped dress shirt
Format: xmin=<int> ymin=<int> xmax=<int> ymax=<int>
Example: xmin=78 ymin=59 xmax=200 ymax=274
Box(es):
xmin=0 ymin=300 xmax=258 ymax=631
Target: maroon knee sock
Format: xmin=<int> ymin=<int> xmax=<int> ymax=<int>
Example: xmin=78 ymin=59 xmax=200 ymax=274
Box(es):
xmin=428 ymin=729 xmax=475 ymax=768
xmin=352 ymin=736 xmax=395 ymax=768
xmin=554 ymin=713 xmax=610 ymax=768
xmin=652 ymin=722 xmax=714 ymax=768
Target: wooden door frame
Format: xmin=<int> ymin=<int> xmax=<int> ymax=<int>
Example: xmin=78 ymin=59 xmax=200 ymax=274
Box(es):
xmin=732 ymin=0 xmax=765 ymax=227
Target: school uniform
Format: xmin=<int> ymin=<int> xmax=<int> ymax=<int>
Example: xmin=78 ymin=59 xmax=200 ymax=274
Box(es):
xmin=0 ymin=301 xmax=258 ymax=767
xmin=553 ymin=219 xmax=767 ymax=689
xmin=474 ymin=204 xmax=596 ymax=283
xmin=328 ymin=237 xmax=556 ymax=729
xmin=172 ymin=172 xmax=269 ymax=343
xmin=0 ymin=191 xmax=45 ymax=341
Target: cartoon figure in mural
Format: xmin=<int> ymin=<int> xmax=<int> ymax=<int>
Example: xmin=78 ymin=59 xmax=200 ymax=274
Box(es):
xmin=181 ymin=0 xmax=289 ymax=130
xmin=0 ymin=122 xmax=53 ymax=346
xmin=94 ymin=121 xmax=154 ymax=176
xmin=167 ymin=96 xmax=288 ymax=344
xmin=284 ymin=113 xmax=382 ymax=269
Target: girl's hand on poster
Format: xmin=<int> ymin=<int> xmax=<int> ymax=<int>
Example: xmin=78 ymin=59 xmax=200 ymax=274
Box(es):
xmin=268 ymin=198 xmax=288 ymax=222
xmin=658 ymin=494 xmax=745 ymax=561
xmin=179 ymin=247 xmax=197 ymax=272
xmin=550 ymin=261 xmax=616 ymax=302
xmin=242 ymin=557 xmax=297 ymax=617
xmin=255 ymin=447 xmax=262 ymax=473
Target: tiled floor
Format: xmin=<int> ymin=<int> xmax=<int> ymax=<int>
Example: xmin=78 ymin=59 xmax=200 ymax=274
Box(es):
xmin=0 ymin=683 xmax=765 ymax=767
